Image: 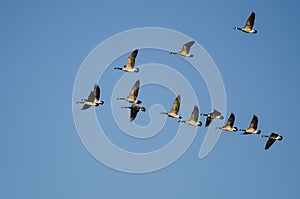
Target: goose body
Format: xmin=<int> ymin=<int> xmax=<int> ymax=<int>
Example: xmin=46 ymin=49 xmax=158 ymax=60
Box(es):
xmin=200 ymin=109 xmax=224 ymax=127
xmin=122 ymin=103 xmax=146 ymax=122
xmin=76 ymin=84 xmax=104 ymax=110
xmin=234 ymin=12 xmax=257 ymax=34
xmin=117 ymin=80 xmax=141 ymax=104
xmin=217 ymin=113 xmax=238 ymax=132
xmin=161 ymin=95 xmax=182 ymax=119
xmin=262 ymin=133 xmax=283 ymax=150
xmin=179 ymin=105 xmax=202 ymax=126
xmin=114 ymin=49 xmax=139 ymax=72
xmin=239 ymin=114 xmax=261 ymax=135
xmin=170 ymin=41 xmax=195 ymax=57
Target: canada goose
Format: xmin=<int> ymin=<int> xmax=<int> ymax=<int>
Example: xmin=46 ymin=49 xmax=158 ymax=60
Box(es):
xmin=217 ymin=113 xmax=238 ymax=132
xmin=161 ymin=95 xmax=182 ymax=119
xmin=121 ymin=103 xmax=146 ymax=122
xmin=76 ymin=84 xmax=104 ymax=110
xmin=178 ymin=105 xmax=202 ymax=126
xmin=116 ymin=80 xmax=141 ymax=104
xmin=239 ymin=114 xmax=261 ymax=135
xmin=234 ymin=12 xmax=257 ymax=34
xmin=262 ymin=133 xmax=283 ymax=150
xmin=170 ymin=41 xmax=195 ymax=57
xmin=200 ymin=109 xmax=224 ymax=127
xmin=114 ymin=49 xmax=139 ymax=72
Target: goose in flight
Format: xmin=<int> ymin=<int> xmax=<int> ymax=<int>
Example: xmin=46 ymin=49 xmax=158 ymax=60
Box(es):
xmin=178 ymin=105 xmax=202 ymax=126
xmin=116 ymin=80 xmax=142 ymax=104
xmin=161 ymin=95 xmax=182 ymax=119
xmin=122 ymin=104 xmax=146 ymax=122
xmin=170 ymin=41 xmax=195 ymax=57
xmin=200 ymin=109 xmax=224 ymax=127
xmin=76 ymin=84 xmax=104 ymax=110
xmin=217 ymin=113 xmax=238 ymax=132
xmin=114 ymin=49 xmax=139 ymax=72
xmin=239 ymin=114 xmax=261 ymax=135
xmin=262 ymin=133 xmax=283 ymax=150
xmin=234 ymin=12 xmax=257 ymax=34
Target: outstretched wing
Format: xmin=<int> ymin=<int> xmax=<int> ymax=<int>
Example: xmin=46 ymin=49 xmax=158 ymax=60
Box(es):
xmin=205 ymin=116 xmax=212 ymax=127
xmin=129 ymin=105 xmax=139 ymax=122
xmin=87 ymin=91 xmax=95 ymax=102
xmin=129 ymin=80 xmax=140 ymax=100
xmin=125 ymin=49 xmax=138 ymax=69
xmin=212 ymin=109 xmax=222 ymax=118
xmin=249 ymin=114 xmax=258 ymax=129
xmin=180 ymin=41 xmax=195 ymax=54
xmin=265 ymin=138 xmax=276 ymax=150
xmin=245 ymin=12 xmax=255 ymax=29
xmin=190 ymin=105 xmax=199 ymax=122
xmin=94 ymin=84 xmax=100 ymax=101
xmin=171 ymin=95 xmax=181 ymax=114
xmin=81 ymin=104 xmax=91 ymax=110
xmin=226 ymin=113 xmax=235 ymax=127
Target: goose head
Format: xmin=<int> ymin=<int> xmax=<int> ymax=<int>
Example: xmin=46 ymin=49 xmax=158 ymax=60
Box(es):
xmin=95 ymin=100 xmax=104 ymax=105
xmin=136 ymin=100 xmax=142 ymax=104
xmin=232 ymin=127 xmax=238 ymax=132
xmin=256 ymin=129 xmax=261 ymax=134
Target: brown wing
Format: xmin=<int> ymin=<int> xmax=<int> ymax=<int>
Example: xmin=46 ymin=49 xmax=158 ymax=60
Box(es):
xmin=94 ymin=84 xmax=100 ymax=101
xmin=226 ymin=113 xmax=235 ymax=128
xmin=249 ymin=114 xmax=258 ymax=129
xmin=129 ymin=104 xmax=139 ymax=122
xmin=87 ymin=91 xmax=95 ymax=102
xmin=245 ymin=12 xmax=255 ymax=29
xmin=171 ymin=95 xmax=181 ymax=114
xmin=125 ymin=49 xmax=138 ymax=69
xmin=129 ymin=80 xmax=140 ymax=100
xmin=190 ymin=105 xmax=199 ymax=122
xmin=180 ymin=41 xmax=195 ymax=54
xmin=212 ymin=109 xmax=222 ymax=118
xmin=205 ymin=116 xmax=212 ymax=127
xmin=265 ymin=138 xmax=276 ymax=150
xmin=81 ymin=104 xmax=91 ymax=110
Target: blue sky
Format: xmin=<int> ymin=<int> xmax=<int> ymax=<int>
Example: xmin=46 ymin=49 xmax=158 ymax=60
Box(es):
xmin=1 ymin=0 xmax=299 ymax=198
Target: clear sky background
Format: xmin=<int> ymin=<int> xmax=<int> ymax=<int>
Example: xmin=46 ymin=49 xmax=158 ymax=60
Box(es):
xmin=1 ymin=0 xmax=299 ymax=198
